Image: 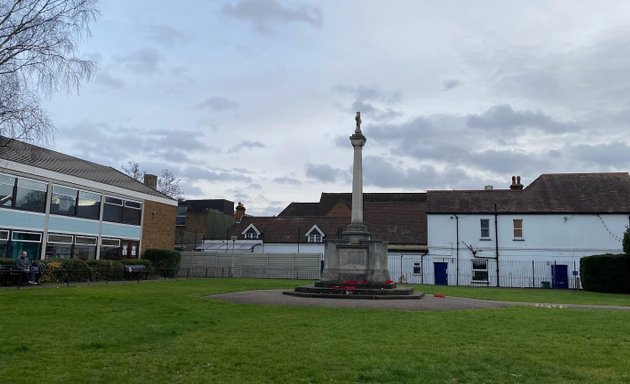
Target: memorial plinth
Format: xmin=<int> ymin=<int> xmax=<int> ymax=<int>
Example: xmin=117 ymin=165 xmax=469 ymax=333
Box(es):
xmin=284 ymin=112 xmax=421 ymax=300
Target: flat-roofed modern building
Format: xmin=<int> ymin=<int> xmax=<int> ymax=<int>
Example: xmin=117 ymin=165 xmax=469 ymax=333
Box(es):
xmin=0 ymin=137 xmax=177 ymax=262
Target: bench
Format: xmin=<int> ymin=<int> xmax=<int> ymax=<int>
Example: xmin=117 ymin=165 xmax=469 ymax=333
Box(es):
xmin=0 ymin=265 xmax=27 ymax=286
xmin=124 ymin=265 xmax=149 ymax=281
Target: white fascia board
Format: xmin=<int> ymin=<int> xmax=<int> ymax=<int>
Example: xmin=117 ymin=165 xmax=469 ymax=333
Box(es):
xmin=305 ymin=224 xmax=324 ymax=237
xmin=241 ymin=223 xmax=260 ymax=235
xmin=1 ymin=159 xmax=177 ymax=206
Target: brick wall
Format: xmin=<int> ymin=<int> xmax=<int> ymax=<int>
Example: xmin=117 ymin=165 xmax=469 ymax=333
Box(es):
xmin=142 ymin=200 xmax=177 ymax=253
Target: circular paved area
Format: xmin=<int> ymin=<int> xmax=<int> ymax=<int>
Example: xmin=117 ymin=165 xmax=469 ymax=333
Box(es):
xmin=211 ymin=290 xmax=516 ymax=311
xmin=211 ymin=289 xmax=630 ymax=311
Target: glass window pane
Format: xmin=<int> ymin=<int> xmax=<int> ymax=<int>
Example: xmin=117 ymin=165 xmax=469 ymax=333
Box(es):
xmin=77 ymin=191 xmax=101 ymax=219
xmin=0 ymin=174 xmax=15 ymax=207
xmin=47 ymin=234 xmax=73 ymax=244
xmin=103 ymin=203 xmax=122 ymax=223
xmin=12 ymin=231 xmax=42 ymax=242
xmin=105 ymin=197 xmax=123 ymax=205
xmin=122 ymin=206 xmax=142 ymax=225
xmin=75 ymin=236 xmax=97 ymax=246
xmin=45 ymin=243 xmax=72 ymax=259
xmin=125 ymin=200 xmax=142 ymax=209
xmin=15 ymin=179 xmax=47 ymax=212
xmin=74 ymin=245 xmax=96 ymax=260
xmin=101 ymin=238 xmax=120 ymax=247
xmin=0 ymin=230 xmax=8 ymax=241
xmin=51 ymin=185 xmax=77 ymax=216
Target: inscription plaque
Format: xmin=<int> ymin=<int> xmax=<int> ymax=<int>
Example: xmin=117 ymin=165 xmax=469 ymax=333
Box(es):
xmin=339 ymin=248 xmax=367 ymax=269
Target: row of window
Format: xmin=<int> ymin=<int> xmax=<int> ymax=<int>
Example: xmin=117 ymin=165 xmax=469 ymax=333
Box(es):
xmin=411 ymin=259 xmax=490 ymax=282
xmin=0 ymin=229 xmax=139 ymax=260
xmin=480 ymin=218 xmax=523 ymax=239
xmin=1 ymin=173 xmax=143 ymax=225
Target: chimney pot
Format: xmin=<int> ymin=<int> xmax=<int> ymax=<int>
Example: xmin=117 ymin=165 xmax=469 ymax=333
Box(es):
xmin=235 ymin=202 xmax=246 ymax=223
xmin=510 ymin=175 xmax=524 ymax=191
xmin=143 ymin=173 xmax=158 ymax=189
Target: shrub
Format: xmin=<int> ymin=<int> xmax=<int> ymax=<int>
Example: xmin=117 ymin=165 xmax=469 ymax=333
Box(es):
xmin=580 ymin=254 xmax=630 ymax=293
xmin=86 ymin=260 xmax=125 ymax=281
xmin=142 ymin=249 xmax=180 ymax=277
xmin=0 ymin=258 xmax=14 ymax=266
xmin=40 ymin=259 xmax=91 ymax=284
xmin=623 ymin=227 xmax=630 ymax=256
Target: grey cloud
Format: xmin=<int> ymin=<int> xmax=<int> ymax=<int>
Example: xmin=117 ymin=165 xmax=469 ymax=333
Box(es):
xmin=147 ymin=24 xmax=186 ymax=47
xmin=466 ymin=104 xmax=576 ymax=133
xmin=228 ymin=140 xmax=266 ymax=154
xmin=273 ymin=176 xmax=302 ymax=185
xmin=181 ymin=166 xmax=253 ymax=183
xmin=442 ymin=79 xmax=462 ymax=91
xmin=96 ymin=71 xmax=126 ymax=89
xmin=196 ymin=96 xmax=240 ymax=111
xmin=565 ymin=142 xmax=630 ymax=168
xmin=305 ymin=163 xmax=348 ymax=183
xmin=119 ymin=48 xmax=164 ymax=74
xmin=223 ymin=0 xmax=322 ymax=34
xmin=363 ymin=156 xmax=470 ymax=190
xmin=332 ymin=84 xmax=402 ymax=121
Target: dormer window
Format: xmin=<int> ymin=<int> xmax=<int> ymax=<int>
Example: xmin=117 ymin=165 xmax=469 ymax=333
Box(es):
xmin=242 ymin=224 xmax=261 ymax=240
xmin=305 ymin=225 xmax=324 ymax=243
xmin=308 ymin=233 xmax=322 ymax=243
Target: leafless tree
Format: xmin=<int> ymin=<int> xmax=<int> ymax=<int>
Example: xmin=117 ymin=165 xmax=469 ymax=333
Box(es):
xmin=157 ymin=168 xmax=183 ymax=200
xmin=121 ymin=161 xmax=143 ymax=181
xmin=122 ymin=161 xmax=184 ymax=199
xmin=0 ymin=0 xmax=99 ymax=143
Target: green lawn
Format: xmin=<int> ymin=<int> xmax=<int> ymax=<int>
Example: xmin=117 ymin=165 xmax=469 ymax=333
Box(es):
xmin=1 ymin=279 xmax=630 ymax=384
xmin=415 ymin=284 xmax=630 ymax=306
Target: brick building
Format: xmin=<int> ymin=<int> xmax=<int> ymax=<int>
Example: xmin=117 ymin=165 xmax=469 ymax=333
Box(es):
xmin=0 ymin=137 xmax=176 ymax=261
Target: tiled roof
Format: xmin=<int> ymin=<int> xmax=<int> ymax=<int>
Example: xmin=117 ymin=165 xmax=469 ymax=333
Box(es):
xmin=0 ymin=136 xmax=172 ymax=200
xmin=235 ymin=192 xmax=427 ymax=245
xmin=427 ymin=173 xmax=630 ymax=214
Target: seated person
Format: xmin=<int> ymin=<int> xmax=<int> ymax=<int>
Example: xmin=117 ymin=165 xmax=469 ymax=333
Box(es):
xmin=14 ymin=251 xmax=39 ymax=284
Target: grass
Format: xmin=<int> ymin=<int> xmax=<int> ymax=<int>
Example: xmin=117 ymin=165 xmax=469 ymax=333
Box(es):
xmin=415 ymin=284 xmax=630 ymax=306
xmin=0 ymin=278 xmax=629 ymax=383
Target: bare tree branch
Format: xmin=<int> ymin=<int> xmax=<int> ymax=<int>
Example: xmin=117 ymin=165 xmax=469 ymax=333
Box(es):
xmin=0 ymin=0 xmax=98 ymax=143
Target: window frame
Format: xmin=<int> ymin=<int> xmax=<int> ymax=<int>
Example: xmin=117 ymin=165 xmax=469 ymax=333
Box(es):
xmin=13 ymin=176 xmax=47 ymax=212
xmin=480 ymin=218 xmax=490 ymax=239
xmin=472 ymin=258 xmax=489 ymax=282
xmin=513 ymin=219 xmax=524 ymax=239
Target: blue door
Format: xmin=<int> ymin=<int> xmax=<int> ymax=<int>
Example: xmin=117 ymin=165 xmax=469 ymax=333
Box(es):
xmin=551 ymin=264 xmax=568 ymax=289
xmin=434 ymin=262 xmax=448 ymax=285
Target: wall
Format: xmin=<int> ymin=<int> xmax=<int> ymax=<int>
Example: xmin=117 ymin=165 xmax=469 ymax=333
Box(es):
xmin=142 ymin=200 xmax=176 ymax=253
xmin=428 ymin=213 xmax=627 ymax=259
xmin=424 ymin=213 xmax=628 ymax=287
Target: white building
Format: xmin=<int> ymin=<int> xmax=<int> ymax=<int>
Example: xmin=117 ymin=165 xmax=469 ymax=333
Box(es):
xmin=426 ymin=174 xmax=630 ymax=288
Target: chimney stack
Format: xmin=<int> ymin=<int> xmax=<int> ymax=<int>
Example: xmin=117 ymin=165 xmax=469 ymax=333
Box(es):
xmin=143 ymin=173 xmax=158 ymax=190
xmin=235 ymin=202 xmax=246 ymax=223
xmin=510 ymin=175 xmax=524 ymax=191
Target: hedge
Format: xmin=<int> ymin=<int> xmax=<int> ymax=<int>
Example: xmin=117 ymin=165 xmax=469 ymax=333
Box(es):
xmin=141 ymin=249 xmax=181 ymax=277
xmin=86 ymin=260 xmax=125 ymax=281
xmin=580 ymin=254 xmax=630 ymax=293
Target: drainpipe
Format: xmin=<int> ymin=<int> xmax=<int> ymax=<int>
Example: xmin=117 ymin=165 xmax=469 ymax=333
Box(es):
xmin=455 ymin=214 xmax=459 ymax=286
xmin=494 ymin=203 xmax=499 ymax=287
xmin=450 ymin=215 xmax=460 ymax=286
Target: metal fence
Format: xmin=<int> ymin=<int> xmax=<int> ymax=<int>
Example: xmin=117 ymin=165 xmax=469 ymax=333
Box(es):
xmin=177 ymin=251 xmax=322 ymax=280
xmin=387 ymin=255 xmax=583 ymax=289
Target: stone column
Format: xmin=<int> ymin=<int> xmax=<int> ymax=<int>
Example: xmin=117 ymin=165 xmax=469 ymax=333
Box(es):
xmin=345 ymin=112 xmax=369 ymax=239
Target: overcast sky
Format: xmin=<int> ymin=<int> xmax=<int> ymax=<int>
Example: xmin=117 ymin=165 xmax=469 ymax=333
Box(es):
xmin=42 ymin=0 xmax=630 ymax=215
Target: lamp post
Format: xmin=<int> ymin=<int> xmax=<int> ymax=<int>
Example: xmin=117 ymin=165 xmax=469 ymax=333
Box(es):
xmin=231 ymin=235 xmax=236 ymax=277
